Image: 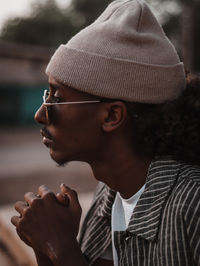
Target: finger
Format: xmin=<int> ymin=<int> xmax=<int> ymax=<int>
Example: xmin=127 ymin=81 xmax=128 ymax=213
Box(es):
xmin=11 ymin=215 xmax=20 ymax=227
xmin=24 ymin=192 xmax=38 ymax=205
xmin=60 ymin=183 xmax=72 ymax=199
xmin=38 ymin=184 xmax=55 ymax=200
xmin=60 ymin=184 xmax=80 ymax=209
xmin=15 ymin=201 xmax=29 ymax=216
xmin=60 ymin=183 xmax=71 ymax=195
xmin=61 ymin=184 xmax=78 ymax=201
xmin=56 ymin=192 xmax=70 ymax=207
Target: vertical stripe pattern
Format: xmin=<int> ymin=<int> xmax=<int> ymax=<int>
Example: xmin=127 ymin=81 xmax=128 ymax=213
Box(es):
xmin=79 ymin=158 xmax=200 ymax=265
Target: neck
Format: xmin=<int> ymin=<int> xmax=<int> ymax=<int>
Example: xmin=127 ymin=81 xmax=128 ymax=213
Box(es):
xmin=89 ymin=141 xmax=152 ymax=199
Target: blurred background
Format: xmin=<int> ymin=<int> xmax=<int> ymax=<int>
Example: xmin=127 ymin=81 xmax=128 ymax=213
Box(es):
xmin=0 ymin=0 xmax=199 ymax=265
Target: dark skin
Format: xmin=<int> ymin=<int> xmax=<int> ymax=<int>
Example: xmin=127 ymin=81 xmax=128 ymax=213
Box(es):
xmin=11 ymin=76 xmax=151 ymax=265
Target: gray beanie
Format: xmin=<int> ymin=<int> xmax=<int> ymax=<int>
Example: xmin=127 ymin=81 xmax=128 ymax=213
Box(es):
xmin=46 ymin=0 xmax=186 ymax=103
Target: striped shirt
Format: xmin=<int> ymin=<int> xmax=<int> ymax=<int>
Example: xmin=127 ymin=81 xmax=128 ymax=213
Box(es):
xmin=79 ymin=157 xmax=200 ymax=265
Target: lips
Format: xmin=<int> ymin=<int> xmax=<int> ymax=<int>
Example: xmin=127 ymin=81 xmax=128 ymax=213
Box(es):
xmin=40 ymin=127 xmax=53 ymax=147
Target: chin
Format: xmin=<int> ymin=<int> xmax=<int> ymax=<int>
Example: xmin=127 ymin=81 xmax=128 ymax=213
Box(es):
xmin=49 ymin=149 xmax=69 ymax=166
xmin=49 ymin=147 xmax=88 ymax=166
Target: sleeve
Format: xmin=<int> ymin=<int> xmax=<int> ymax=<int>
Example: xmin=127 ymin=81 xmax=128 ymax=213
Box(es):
xmin=78 ymin=182 xmax=106 ymax=244
xmin=184 ymin=183 xmax=200 ymax=265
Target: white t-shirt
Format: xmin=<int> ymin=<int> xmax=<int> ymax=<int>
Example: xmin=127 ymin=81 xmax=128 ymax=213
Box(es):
xmin=101 ymin=185 xmax=145 ymax=264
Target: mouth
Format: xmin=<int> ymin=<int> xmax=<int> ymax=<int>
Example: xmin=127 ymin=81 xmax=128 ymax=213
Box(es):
xmin=40 ymin=128 xmax=53 ymax=147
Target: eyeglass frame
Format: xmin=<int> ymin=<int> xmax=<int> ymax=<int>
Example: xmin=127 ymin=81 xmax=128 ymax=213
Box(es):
xmin=43 ymin=89 xmax=101 ymax=106
xmin=42 ymin=89 xmax=102 ymax=123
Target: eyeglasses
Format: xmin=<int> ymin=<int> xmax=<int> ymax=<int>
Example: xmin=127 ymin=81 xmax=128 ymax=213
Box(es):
xmin=43 ymin=89 xmax=101 ymax=106
xmin=42 ymin=89 xmax=101 ymax=123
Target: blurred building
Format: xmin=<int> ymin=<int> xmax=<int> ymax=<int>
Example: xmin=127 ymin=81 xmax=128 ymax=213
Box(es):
xmin=0 ymin=42 xmax=54 ymax=127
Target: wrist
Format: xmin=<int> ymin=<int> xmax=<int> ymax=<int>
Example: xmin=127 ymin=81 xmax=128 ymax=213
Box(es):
xmin=50 ymin=239 xmax=87 ymax=266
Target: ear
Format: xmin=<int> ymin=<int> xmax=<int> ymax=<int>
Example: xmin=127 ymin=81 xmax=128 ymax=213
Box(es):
xmin=102 ymin=101 xmax=128 ymax=133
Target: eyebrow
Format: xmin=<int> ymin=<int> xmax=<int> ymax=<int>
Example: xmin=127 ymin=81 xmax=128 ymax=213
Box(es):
xmin=48 ymin=83 xmax=61 ymax=91
xmin=49 ymin=82 xmax=74 ymax=92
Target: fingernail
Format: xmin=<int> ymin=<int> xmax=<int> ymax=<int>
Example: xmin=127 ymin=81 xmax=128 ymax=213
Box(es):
xmin=60 ymin=183 xmax=70 ymax=189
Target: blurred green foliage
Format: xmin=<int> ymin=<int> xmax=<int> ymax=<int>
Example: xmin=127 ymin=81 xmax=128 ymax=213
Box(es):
xmin=0 ymin=0 xmax=82 ymax=47
xmin=0 ymin=0 xmax=114 ymax=47
xmin=72 ymin=0 xmax=112 ymax=25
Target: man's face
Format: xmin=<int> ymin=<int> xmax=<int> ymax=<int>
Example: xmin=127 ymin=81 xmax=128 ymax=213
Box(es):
xmin=34 ymin=76 xmax=103 ymax=165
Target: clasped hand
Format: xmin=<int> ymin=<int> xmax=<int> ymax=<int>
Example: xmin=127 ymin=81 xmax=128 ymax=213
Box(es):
xmin=11 ymin=184 xmax=82 ymax=263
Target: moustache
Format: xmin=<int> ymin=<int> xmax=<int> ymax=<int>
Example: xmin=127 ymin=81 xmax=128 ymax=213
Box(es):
xmin=40 ymin=126 xmax=53 ymax=140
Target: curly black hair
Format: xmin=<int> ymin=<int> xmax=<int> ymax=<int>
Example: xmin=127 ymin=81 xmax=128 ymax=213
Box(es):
xmin=125 ymin=74 xmax=200 ymax=165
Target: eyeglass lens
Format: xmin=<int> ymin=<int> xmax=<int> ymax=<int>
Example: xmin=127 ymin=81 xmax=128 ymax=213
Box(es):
xmin=44 ymin=90 xmax=49 ymax=102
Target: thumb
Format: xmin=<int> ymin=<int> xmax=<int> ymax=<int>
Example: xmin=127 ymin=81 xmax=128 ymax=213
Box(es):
xmin=56 ymin=192 xmax=69 ymax=207
xmin=60 ymin=184 xmax=81 ymax=210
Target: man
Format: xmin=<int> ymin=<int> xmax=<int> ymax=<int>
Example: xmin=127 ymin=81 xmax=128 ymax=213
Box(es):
xmin=11 ymin=0 xmax=200 ymax=265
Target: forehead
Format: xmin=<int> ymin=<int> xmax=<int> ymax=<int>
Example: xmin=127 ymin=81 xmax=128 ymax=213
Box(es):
xmin=48 ymin=76 xmax=97 ymax=100
xmin=48 ymin=76 xmax=77 ymax=96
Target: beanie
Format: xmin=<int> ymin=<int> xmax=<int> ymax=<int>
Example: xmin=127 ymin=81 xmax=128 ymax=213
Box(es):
xmin=46 ymin=0 xmax=186 ymax=104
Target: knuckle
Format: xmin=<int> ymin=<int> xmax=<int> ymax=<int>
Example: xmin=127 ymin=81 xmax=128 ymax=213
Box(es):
xmin=23 ymin=206 xmax=31 ymax=216
xmin=24 ymin=191 xmax=32 ymax=199
xmin=15 ymin=200 xmax=22 ymax=208
xmin=38 ymin=184 xmax=49 ymax=193
xmin=30 ymin=198 xmax=41 ymax=207
xmin=42 ymin=191 xmax=55 ymax=200
xmin=38 ymin=184 xmax=46 ymax=190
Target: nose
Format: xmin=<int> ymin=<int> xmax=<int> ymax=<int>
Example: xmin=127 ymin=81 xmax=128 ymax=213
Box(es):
xmin=34 ymin=104 xmax=47 ymax=125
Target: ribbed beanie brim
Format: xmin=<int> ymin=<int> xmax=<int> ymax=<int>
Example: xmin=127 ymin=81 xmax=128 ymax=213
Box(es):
xmin=46 ymin=0 xmax=186 ymax=103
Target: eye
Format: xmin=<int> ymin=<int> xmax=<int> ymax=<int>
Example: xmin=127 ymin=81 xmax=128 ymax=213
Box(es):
xmin=53 ymin=92 xmax=62 ymax=103
xmin=52 ymin=95 xmax=61 ymax=103
xmin=48 ymin=90 xmax=62 ymax=103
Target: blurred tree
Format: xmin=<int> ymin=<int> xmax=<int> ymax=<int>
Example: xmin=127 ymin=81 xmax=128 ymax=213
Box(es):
xmin=0 ymin=0 xmax=81 ymax=47
xmin=70 ymin=0 xmax=112 ymax=26
xmin=180 ymin=0 xmax=200 ymax=72
xmin=193 ymin=2 xmax=200 ymax=72
xmin=147 ymin=0 xmax=200 ymax=72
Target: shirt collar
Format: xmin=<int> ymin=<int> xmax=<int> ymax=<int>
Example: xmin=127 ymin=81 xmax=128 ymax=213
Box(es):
xmin=97 ymin=183 xmax=116 ymax=218
xmin=128 ymin=157 xmax=181 ymax=241
xmin=97 ymin=157 xmax=181 ymax=241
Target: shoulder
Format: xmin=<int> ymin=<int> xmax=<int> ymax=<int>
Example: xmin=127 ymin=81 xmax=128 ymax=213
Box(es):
xmin=179 ymin=163 xmax=200 ymax=184
xmin=94 ymin=182 xmax=108 ymax=199
xmin=92 ymin=182 xmax=112 ymax=205
xmin=82 ymin=182 xmax=115 ymax=219
xmin=169 ymin=162 xmax=200 ymax=218
xmin=175 ymin=163 xmax=200 ymax=201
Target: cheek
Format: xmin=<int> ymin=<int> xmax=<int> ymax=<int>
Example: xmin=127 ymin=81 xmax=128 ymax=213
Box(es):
xmin=49 ymin=117 xmax=83 ymax=151
xmin=50 ymin=107 xmax=102 ymax=149
xmin=54 ymin=108 xmax=91 ymax=134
